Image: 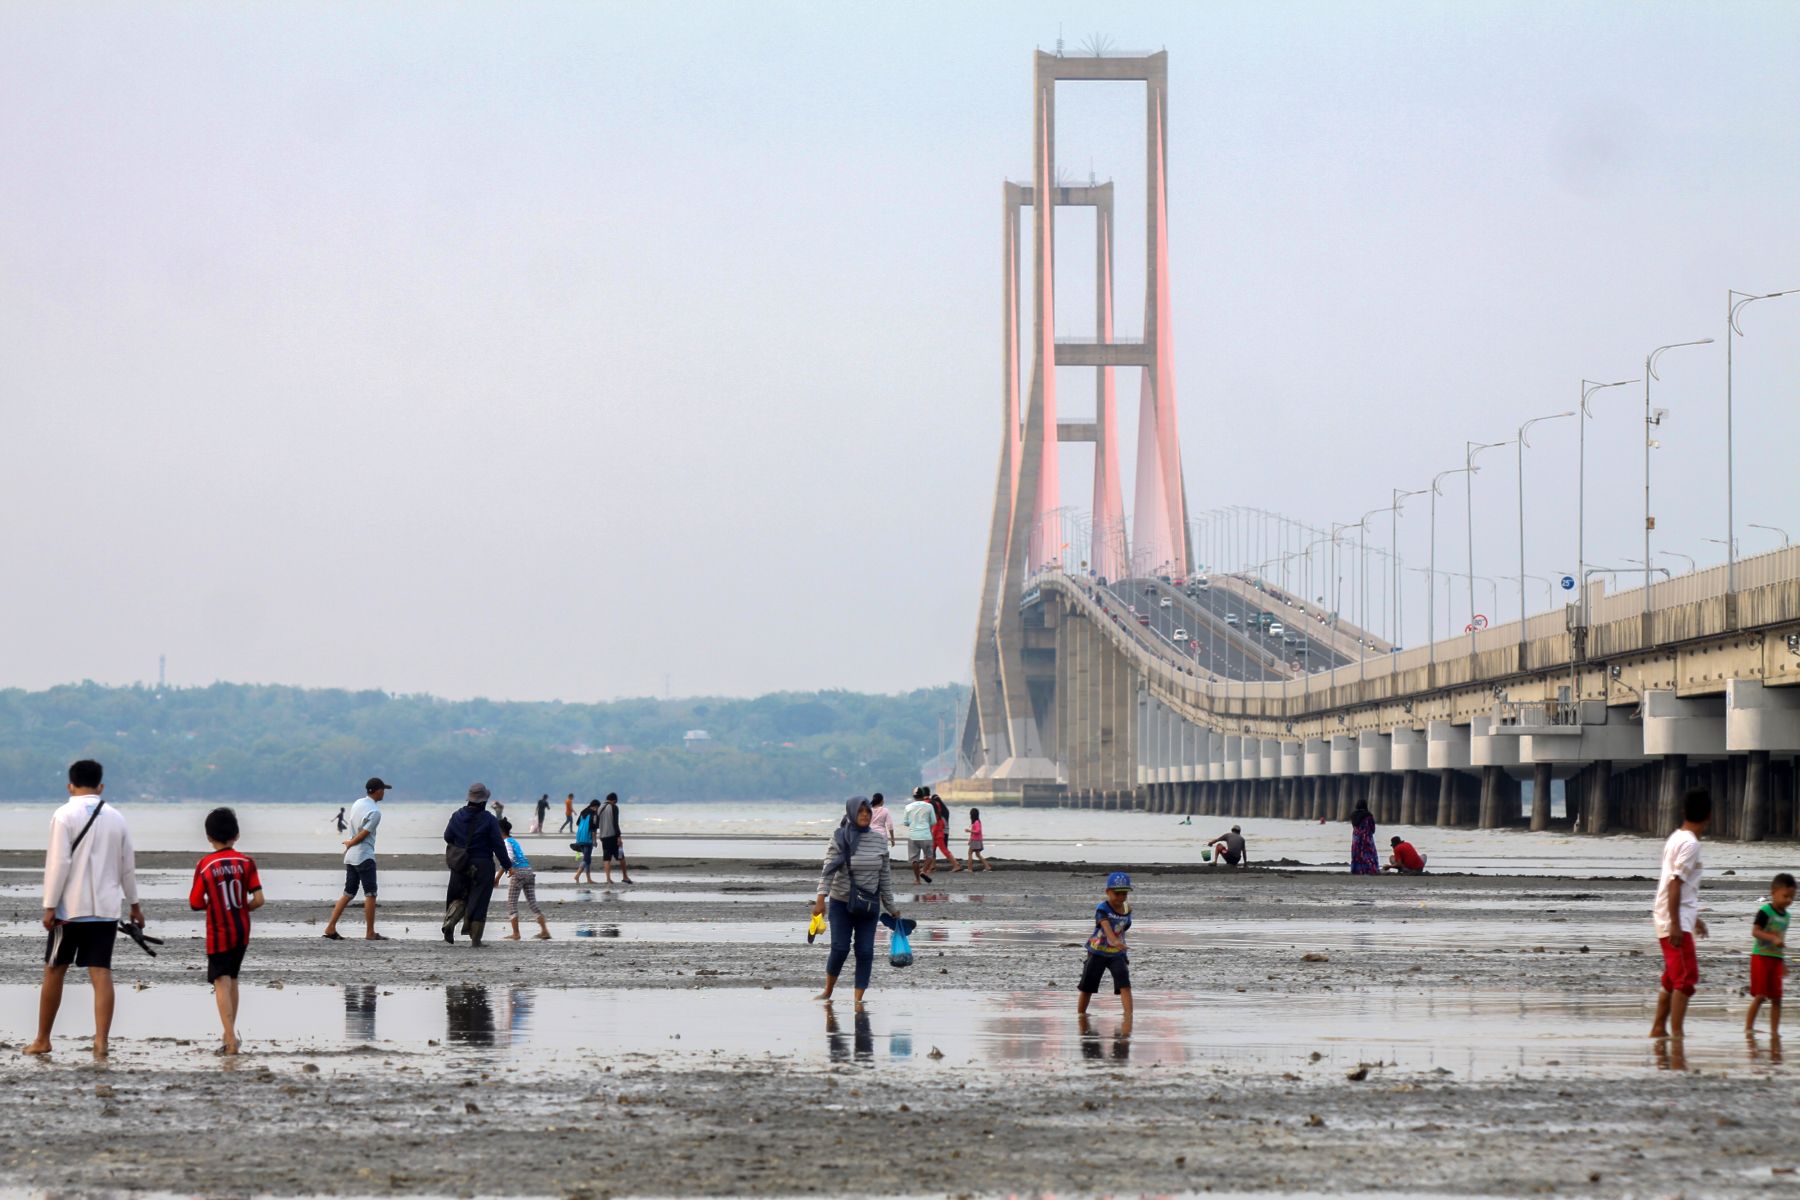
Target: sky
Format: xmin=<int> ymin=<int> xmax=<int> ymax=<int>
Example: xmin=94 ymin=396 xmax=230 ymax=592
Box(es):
xmin=2 ymin=1 xmax=1797 ymax=701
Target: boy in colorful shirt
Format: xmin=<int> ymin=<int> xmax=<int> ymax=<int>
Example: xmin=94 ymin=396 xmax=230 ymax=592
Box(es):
xmin=1077 ymin=871 xmax=1134 ymax=1034
xmin=188 ymin=807 xmax=264 ymax=1054
xmin=1746 ymin=871 xmax=1794 ymax=1036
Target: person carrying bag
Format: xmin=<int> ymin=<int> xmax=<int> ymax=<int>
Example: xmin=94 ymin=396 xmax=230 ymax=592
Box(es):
xmin=809 ymin=797 xmax=902 ymax=1007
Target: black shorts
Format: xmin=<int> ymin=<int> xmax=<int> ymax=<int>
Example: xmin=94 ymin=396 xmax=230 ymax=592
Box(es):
xmin=1078 ymin=951 xmax=1131 ymax=994
xmin=600 ymin=836 xmax=622 ymax=861
xmin=207 ymin=946 xmax=247 ymax=982
xmin=45 ymin=921 xmax=117 ymax=970
xmin=343 ymin=860 xmax=379 ymax=898
xmin=1223 ymin=850 xmax=1242 ymax=866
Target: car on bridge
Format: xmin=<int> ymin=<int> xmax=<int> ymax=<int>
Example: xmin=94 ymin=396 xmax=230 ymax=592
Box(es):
xmin=1173 ymin=628 xmax=1188 ymax=642
xmin=1159 ymin=596 xmax=1172 ymax=608
xmin=1136 ymin=610 xmax=1150 ymax=625
xmin=1269 ymin=621 xmax=1286 ymax=637
xmin=1226 ymin=612 xmax=1239 ymax=627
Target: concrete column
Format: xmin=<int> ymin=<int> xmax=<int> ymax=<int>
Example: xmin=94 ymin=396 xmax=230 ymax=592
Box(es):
xmin=1657 ymin=753 xmax=1688 ymax=833
xmin=1437 ymin=769 xmax=1457 ymax=827
xmin=1530 ymin=761 xmax=1552 ymax=832
xmin=1586 ymin=760 xmax=1612 ymax=835
xmin=1745 ymin=749 xmax=1771 ymax=843
xmin=1399 ymin=770 xmax=1418 ymax=826
xmin=1477 ymin=766 xmax=1499 ymax=829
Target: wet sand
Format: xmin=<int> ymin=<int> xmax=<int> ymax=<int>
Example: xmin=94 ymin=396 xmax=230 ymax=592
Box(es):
xmin=1 ymin=855 xmax=1796 ymax=1196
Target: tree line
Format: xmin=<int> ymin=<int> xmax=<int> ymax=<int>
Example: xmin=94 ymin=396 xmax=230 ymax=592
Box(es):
xmin=0 ymin=681 xmax=967 ymax=803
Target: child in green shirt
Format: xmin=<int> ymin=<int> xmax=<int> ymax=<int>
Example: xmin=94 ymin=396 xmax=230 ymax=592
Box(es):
xmin=1746 ymin=871 xmax=1794 ymax=1036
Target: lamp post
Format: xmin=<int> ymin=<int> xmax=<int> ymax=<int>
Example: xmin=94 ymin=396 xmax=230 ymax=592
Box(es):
xmin=1391 ymin=487 xmax=1426 ymax=649
xmin=1359 ymin=503 xmax=1401 ymax=680
xmin=1749 ymin=523 xmax=1792 ymax=548
xmin=1661 ymin=550 xmax=1696 ymax=575
xmin=1644 ymin=339 xmax=1714 ymax=616
xmin=1727 ymin=289 xmax=1799 ymax=595
xmin=1465 ymin=439 xmax=1512 ymax=652
xmin=1430 ymin=467 xmax=1475 ymax=675
xmin=1579 ymin=378 xmax=1637 ymax=629
xmin=1515 ymin=412 xmax=1573 ymax=628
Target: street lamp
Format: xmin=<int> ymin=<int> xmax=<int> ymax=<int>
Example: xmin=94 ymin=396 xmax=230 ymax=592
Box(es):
xmin=1390 ymin=487 xmax=1427 ymax=649
xmin=1749 ymin=523 xmax=1791 ymax=548
xmin=1578 ymin=378 xmax=1638 ymax=627
xmin=1644 ymin=339 xmax=1714 ymax=615
xmin=1727 ymin=289 xmax=1799 ymax=593
xmin=1430 ymin=466 xmax=1475 ymax=673
xmin=1516 ymin=412 xmax=1574 ymax=627
xmin=1466 ymin=438 xmax=1513 ymax=650
xmin=1661 ymin=550 xmax=1696 ymax=575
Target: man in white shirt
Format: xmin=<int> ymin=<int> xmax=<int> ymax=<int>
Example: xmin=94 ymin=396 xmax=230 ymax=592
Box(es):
xmin=1650 ymin=787 xmax=1712 ymax=1040
xmin=902 ymin=787 xmax=936 ymax=884
xmin=323 ymin=777 xmax=390 ymax=940
xmin=24 ymin=759 xmax=144 ymax=1059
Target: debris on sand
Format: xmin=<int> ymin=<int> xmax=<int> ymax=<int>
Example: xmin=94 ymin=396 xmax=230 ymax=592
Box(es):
xmin=1302 ymin=952 xmax=1330 ymax=963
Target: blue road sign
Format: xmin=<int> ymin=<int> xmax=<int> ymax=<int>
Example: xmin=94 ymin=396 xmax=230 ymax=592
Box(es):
xmin=1560 ymin=575 xmax=1576 ymax=590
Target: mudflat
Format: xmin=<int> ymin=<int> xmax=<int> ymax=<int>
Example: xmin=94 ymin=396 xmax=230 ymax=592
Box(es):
xmin=0 ymin=856 xmax=1793 ymax=1197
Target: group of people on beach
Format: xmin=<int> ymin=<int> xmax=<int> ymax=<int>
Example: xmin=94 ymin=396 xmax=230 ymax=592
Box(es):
xmin=21 ymin=756 xmax=1794 ymax=1064
xmin=873 ymin=786 xmax=990 ymax=884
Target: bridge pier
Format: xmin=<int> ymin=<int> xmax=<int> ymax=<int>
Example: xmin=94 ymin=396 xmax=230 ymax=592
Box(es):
xmin=1530 ymin=762 xmax=1553 ymax=832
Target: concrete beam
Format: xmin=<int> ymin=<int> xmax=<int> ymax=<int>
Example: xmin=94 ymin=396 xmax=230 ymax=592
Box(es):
xmin=1260 ymin=738 xmax=1281 ymax=779
xmin=1391 ymin=726 xmax=1427 ymax=772
xmin=1330 ymin=733 xmax=1358 ymax=775
xmin=1470 ymin=715 xmax=1521 ymax=768
xmin=1222 ymin=734 xmax=1242 ymax=781
xmin=1279 ymin=741 xmax=1304 ymax=778
xmin=1303 ymin=737 xmax=1330 ymax=777
xmin=1643 ymin=690 xmax=1727 ymax=757
xmin=1054 ymin=341 xmax=1155 ymax=369
xmin=1358 ymin=730 xmax=1393 ymax=774
xmin=1056 ymin=420 xmax=1097 ymax=443
xmin=1427 ymin=720 xmax=1472 ymax=770
xmin=1727 ymin=679 xmax=1800 ymax=752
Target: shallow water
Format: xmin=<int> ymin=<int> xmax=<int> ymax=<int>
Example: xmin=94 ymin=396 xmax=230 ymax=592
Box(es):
xmin=5 ymin=801 xmax=1791 ymax=875
xmin=1 ymin=982 xmax=1776 ymax=1081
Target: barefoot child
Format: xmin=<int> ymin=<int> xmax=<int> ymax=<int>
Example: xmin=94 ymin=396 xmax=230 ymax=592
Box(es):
xmin=1650 ymin=788 xmax=1711 ymax=1040
xmin=1747 ymin=872 xmax=1794 ymax=1036
xmin=498 ymin=819 xmax=550 ymax=940
xmin=1076 ymin=871 xmax=1133 ymax=1035
xmin=966 ymin=808 xmax=991 ymax=871
xmin=189 ymin=807 xmax=263 ymax=1054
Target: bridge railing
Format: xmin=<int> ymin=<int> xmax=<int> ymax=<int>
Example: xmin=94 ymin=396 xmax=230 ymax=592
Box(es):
xmin=1030 ymin=542 xmax=1800 ymax=717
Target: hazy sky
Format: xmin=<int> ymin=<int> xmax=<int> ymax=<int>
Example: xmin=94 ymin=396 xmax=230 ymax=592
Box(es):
xmin=4 ymin=2 xmax=1797 ymax=701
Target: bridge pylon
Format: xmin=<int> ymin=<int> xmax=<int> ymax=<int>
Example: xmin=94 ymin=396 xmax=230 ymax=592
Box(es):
xmin=961 ymin=50 xmax=1192 ymax=782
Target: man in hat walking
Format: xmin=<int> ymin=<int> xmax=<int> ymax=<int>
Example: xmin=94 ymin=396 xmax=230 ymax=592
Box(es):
xmin=442 ymin=784 xmax=512 ymax=946
xmin=324 ymin=777 xmax=390 ymax=940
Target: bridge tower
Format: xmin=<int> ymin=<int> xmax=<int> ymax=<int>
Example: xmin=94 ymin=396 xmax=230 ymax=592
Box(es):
xmin=963 ymin=50 xmax=1193 ymax=781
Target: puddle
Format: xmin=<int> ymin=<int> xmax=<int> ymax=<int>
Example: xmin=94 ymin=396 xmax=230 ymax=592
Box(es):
xmin=0 ymin=982 xmax=1776 ymax=1080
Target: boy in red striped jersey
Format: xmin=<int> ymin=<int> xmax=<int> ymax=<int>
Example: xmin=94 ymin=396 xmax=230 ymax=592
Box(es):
xmin=188 ymin=808 xmax=264 ymax=1054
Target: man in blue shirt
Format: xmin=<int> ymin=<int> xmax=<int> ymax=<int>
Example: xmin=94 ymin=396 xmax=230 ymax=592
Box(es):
xmin=324 ymin=777 xmax=389 ymax=941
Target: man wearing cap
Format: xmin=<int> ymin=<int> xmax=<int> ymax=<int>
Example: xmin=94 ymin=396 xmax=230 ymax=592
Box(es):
xmin=1206 ymin=825 xmax=1249 ymax=868
xmin=323 ymin=777 xmax=390 ymax=941
xmin=442 ymin=783 xmax=512 ymax=946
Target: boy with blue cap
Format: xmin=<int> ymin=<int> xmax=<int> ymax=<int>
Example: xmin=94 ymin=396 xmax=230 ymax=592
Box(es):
xmin=1077 ymin=871 xmax=1134 ymax=1032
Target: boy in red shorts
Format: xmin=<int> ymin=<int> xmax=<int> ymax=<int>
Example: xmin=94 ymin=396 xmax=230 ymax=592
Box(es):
xmin=189 ymin=807 xmax=264 ymax=1054
xmin=1649 ymin=788 xmax=1711 ymax=1040
xmin=1746 ymin=872 xmax=1794 ymax=1037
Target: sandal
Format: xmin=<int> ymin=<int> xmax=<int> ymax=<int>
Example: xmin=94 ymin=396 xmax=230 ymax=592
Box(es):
xmin=321 ymin=930 xmax=344 ymax=941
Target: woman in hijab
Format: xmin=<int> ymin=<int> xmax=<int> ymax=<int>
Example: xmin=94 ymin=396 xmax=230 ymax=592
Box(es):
xmin=1349 ymin=797 xmax=1380 ymax=875
xmin=810 ymin=797 xmax=902 ymax=1009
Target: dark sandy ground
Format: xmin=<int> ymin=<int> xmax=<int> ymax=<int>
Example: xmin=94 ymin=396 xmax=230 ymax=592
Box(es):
xmin=0 ymin=856 xmax=1795 ymax=1197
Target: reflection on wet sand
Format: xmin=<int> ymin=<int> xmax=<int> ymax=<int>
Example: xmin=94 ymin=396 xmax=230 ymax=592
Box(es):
xmin=345 ymin=983 xmax=377 ymax=1042
xmin=825 ymin=1003 xmax=872 ymax=1063
xmin=1077 ymin=1013 xmax=1131 ymax=1062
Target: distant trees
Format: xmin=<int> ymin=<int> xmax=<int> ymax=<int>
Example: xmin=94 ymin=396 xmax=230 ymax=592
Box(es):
xmin=0 ymin=681 xmax=966 ymax=803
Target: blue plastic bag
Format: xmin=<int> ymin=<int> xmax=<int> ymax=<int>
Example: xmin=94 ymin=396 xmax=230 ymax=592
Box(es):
xmin=889 ymin=927 xmax=913 ymax=968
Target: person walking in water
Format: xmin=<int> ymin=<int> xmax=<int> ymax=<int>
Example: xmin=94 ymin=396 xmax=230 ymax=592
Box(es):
xmin=442 ymin=784 xmax=512 ymax=946
xmin=1348 ymin=799 xmax=1379 ymax=875
xmin=572 ymin=800 xmax=600 ymax=884
xmin=559 ymin=792 xmax=575 ymax=835
xmin=497 ymin=819 xmax=550 ymax=940
xmin=597 ymin=792 xmax=634 ymax=885
xmin=1650 ymin=788 xmax=1712 ymax=1040
xmin=903 ymin=788 xmax=935 ymax=884
xmin=867 ymin=793 xmax=895 ymax=849
xmin=24 ymin=759 xmax=145 ymax=1059
xmin=332 ymin=807 xmax=347 ymax=834
xmin=324 ymin=777 xmax=389 ymax=940
xmin=533 ymin=794 xmax=550 ymax=835
xmin=810 ymin=797 xmax=902 ymax=1010
xmin=929 ymin=793 xmax=963 ymax=873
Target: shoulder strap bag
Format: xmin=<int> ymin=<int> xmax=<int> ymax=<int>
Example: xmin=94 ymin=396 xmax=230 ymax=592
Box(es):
xmin=49 ymin=798 xmax=107 ymax=922
xmin=445 ymin=813 xmax=478 ymax=876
